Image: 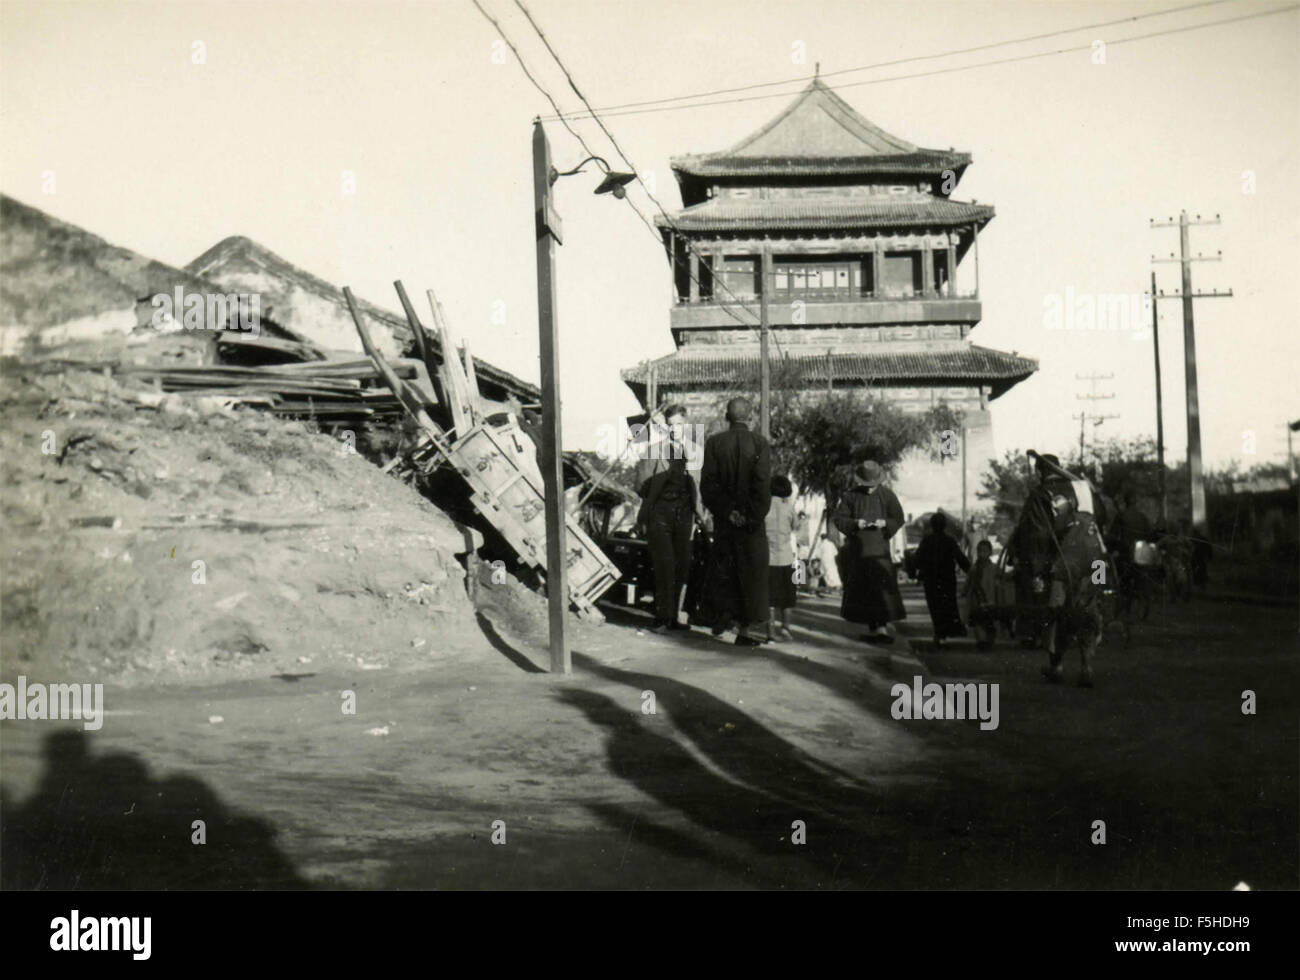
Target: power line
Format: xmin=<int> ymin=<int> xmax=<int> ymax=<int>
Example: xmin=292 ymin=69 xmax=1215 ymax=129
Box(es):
xmin=509 ymin=0 xmax=788 ymax=361
xmin=1150 ymin=210 xmax=1233 ymax=531
xmin=547 ymin=3 xmax=1299 ymax=122
xmin=468 ymin=0 xmax=765 ymax=337
xmin=542 ymin=0 xmax=1235 ymax=120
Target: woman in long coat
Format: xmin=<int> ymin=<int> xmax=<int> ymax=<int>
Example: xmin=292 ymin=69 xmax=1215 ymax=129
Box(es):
xmin=832 ymin=460 xmax=906 ymax=642
xmin=914 ymin=511 xmax=971 ymax=646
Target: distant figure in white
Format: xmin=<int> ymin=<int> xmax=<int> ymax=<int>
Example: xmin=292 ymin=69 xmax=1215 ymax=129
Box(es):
xmin=815 ymin=533 xmax=841 ymax=594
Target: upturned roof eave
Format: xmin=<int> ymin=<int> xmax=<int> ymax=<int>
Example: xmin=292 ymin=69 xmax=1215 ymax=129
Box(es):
xmin=620 ymin=345 xmax=1037 ymax=387
xmin=619 ymin=369 xmax=1034 ymax=401
xmin=653 ymin=202 xmax=995 ymax=232
xmin=669 ymin=151 xmax=972 ymax=179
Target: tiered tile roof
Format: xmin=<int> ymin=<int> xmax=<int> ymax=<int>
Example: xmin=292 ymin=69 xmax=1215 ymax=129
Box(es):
xmin=670 ymin=78 xmax=970 ymax=184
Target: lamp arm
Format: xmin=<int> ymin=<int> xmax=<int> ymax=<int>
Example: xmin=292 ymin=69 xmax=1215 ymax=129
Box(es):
xmin=550 ymin=155 xmax=613 ymax=183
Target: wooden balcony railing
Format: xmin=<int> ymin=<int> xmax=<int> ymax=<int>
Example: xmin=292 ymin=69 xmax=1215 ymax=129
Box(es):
xmin=675 ymin=287 xmax=978 ymax=305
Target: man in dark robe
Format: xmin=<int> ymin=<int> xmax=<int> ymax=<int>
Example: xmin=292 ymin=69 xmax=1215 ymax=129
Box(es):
xmin=832 ymin=460 xmax=906 ymax=643
xmin=699 ymin=397 xmax=772 ymax=646
xmin=914 ymin=511 xmax=971 ymax=646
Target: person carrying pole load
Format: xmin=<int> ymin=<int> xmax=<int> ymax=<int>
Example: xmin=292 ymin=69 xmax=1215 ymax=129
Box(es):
xmin=1006 ymin=450 xmax=1111 ymax=649
xmin=1042 ymin=490 xmax=1108 ymax=688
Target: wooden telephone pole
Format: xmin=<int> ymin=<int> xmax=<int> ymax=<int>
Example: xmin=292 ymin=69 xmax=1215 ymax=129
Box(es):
xmin=1292 ymin=419 xmax=1300 ymax=635
xmin=1151 ymin=211 xmax=1232 ymax=532
xmin=759 ymin=246 xmax=773 ymax=439
xmin=1074 ymin=372 xmax=1118 ymax=477
xmin=1149 ymin=271 xmax=1167 ymax=522
xmin=532 ymin=120 xmax=569 ymax=674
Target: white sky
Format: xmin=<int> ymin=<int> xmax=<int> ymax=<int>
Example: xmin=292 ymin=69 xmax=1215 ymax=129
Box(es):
xmin=2 ymin=0 xmax=1297 ymax=468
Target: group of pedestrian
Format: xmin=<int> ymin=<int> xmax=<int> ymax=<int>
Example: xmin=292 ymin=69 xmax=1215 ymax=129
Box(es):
xmin=633 ymin=397 xmax=773 ymax=644
xmin=634 ymin=397 xmax=917 ymax=648
xmin=633 ymin=397 xmax=1135 ymax=673
xmin=633 ymin=405 xmax=1213 ymax=690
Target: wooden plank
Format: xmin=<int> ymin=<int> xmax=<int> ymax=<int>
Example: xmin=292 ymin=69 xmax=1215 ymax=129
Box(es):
xmin=393 ymin=281 xmax=447 ymax=407
xmin=427 ymin=289 xmax=473 ymax=435
xmin=216 ymin=332 xmax=326 ymax=362
xmin=426 ymin=284 xmax=473 ymax=418
xmin=343 ymin=285 xmax=618 ymax=616
xmin=343 ymin=287 xmax=442 ymax=426
xmin=460 ymin=338 xmax=483 ymax=422
xmin=393 ymin=280 xmax=428 ymax=366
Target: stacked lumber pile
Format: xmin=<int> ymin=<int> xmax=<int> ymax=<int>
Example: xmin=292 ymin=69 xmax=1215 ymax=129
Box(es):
xmin=116 ymin=358 xmax=436 ymax=422
xmin=115 ymin=331 xmax=437 ymax=423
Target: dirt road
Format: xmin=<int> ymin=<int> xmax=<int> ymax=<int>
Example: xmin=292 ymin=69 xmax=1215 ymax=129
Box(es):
xmin=2 ymin=587 xmax=1296 ymax=889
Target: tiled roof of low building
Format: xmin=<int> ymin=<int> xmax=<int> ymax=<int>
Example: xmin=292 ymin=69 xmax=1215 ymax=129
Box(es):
xmin=186 ymin=236 xmax=539 ymax=401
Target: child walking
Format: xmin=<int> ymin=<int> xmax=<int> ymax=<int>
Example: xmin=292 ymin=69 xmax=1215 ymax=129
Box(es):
xmin=765 ymin=475 xmax=799 ymax=642
xmin=964 ymin=539 xmax=999 ymax=650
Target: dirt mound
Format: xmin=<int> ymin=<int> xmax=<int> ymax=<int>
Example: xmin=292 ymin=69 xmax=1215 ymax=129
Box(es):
xmin=0 ymin=359 xmax=492 ymax=685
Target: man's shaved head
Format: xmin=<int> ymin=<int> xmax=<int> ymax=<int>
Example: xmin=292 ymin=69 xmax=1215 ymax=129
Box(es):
xmin=725 ymin=397 xmax=752 ymax=423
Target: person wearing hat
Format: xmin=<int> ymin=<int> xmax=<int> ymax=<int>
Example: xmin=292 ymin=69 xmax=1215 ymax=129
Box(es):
xmin=831 ymin=460 xmax=906 ymax=642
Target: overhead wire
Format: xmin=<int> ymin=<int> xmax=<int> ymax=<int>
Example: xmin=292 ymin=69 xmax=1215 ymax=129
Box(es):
xmin=470 ymin=0 xmax=767 ymax=345
xmin=510 ymin=0 xmax=791 ymax=366
xmin=540 ymin=0 xmax=1237 ymax=119
xmin=546 ymin=2 xmax=1299 ymax=121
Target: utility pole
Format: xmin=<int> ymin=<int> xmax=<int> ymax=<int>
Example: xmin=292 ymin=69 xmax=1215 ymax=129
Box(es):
xmin=1075 ymin=372 xmax=1118 ymax=477
xmin=1288 ymin=420 xmax=1300 ymax=483
xmin=1151 ymin=211 xmax=1232 ymax=532
xmin=759 ymin=246 xmax=772 ymax=439
xmin=1149 ymin=271 xmax=1167 ymax=523
xmin=532 ymin=120 xmax=569 ymax=674
xmin=526 ymin=131 xmax=635 ymax=672
xmin=1291 ymin=419 xmax=1300 ymax=635
xmin=960 ymin=424 xmax=968 ymax=551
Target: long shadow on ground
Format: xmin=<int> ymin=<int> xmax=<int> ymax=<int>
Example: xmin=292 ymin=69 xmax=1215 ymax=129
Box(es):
xmin=559 ymin=654 xmax=928 ymax=887
xmin=1 ymin=730 xmax=309 ymax=889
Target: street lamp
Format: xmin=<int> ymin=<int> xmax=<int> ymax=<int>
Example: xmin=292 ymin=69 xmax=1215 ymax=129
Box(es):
xmin=551 ymin=155 xmax=636 ymax=199
xmin=532 ymin=122 xmax=635 ymax=673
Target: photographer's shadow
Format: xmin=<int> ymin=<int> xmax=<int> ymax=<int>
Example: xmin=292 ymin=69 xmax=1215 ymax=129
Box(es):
xmin=1 ymin=730 xmax=308 ymax=890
